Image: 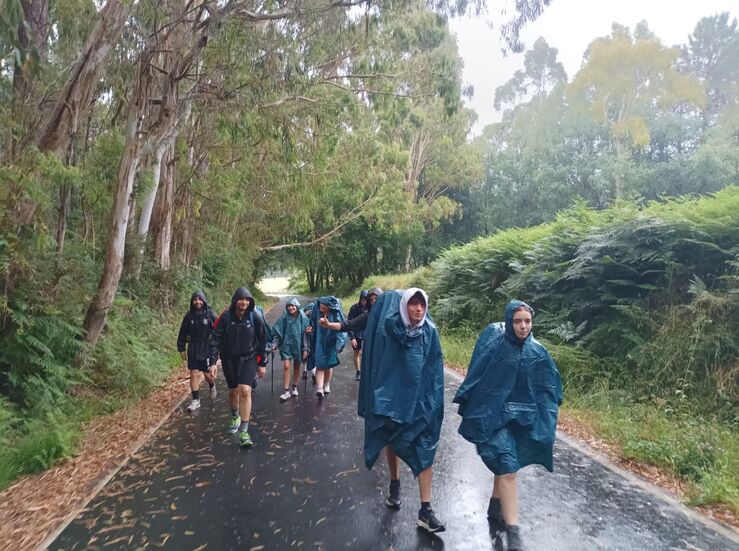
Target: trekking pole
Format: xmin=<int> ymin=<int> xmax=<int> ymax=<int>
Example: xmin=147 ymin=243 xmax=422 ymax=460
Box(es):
xmin=270 ymin=350 xmax=274 ymax=395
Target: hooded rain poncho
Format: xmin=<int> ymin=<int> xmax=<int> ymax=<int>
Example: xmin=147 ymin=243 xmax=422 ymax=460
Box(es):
xmin=308 ymin=296 xmax=347 ymax=370
xmin=453 ymin=300 xmax=563 ymax=475
xmin=358 ymin=289 xmax=444 ymax=476
xmin=272 ymin=297 xmax=310 ymax=361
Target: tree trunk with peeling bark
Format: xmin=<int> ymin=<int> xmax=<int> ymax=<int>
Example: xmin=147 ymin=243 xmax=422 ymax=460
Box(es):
xmin=37 ymin=0 xmax=129 ymax=158
xmin=152 ymin=145 xmax=176 ymax=270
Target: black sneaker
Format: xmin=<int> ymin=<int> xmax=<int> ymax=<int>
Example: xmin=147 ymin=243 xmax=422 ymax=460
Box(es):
xmin=487 ymin=496 xmax=504 ymax=525
xmin=354 ymin=370 xmax=361 ymax=381
xmin=417 ymin=507 xmax=445 ymax=533
xmin=385 ymin=482 xmax=401 ymax=509
xmin=506 ymin=525 xmax=523 ymax=551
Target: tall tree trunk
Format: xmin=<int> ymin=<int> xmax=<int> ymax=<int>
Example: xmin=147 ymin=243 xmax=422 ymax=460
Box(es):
xmin=37 ymin=0 xmax=129 ymax=158
xmin=134 ymin=142 xmax=168 ymax=276
xmin=56 ymin=184 xmax=72 ymax=262
xmin=83 ymin=55 xmax=152 ymax=346
xmin=404 ymin=244 xmax=412 ymax=273
xmin=152 ymin=145 xmax=176 ymax=270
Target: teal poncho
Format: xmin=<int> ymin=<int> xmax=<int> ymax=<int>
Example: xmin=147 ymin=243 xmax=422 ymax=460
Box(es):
xmin=308 ymin=296 xmax=347 ymax=370
xmin=272 ymin=297 xmax=310 ymax=361
xmin=358 ymin=289 xmax=444 ymax=476
xmin=453 ymin=300 xmax=563 ymax=475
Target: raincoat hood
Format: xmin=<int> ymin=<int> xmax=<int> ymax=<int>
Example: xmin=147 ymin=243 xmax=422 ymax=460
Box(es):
xmin=285 ymin=296 xmax=301 ymax=314
xmin=504 ymin=299 xmax=534 ymax=345
xmin=359 ymin=290 xmax=369 ymax=301
xmin=317 ymin=296 xmax=342 ymax=312
xmin=230 ymin=287 xmax=255 ymax=312
xmin=190 ymin=290 xmax=209 ymax=313
xmin=367 ymin=288 xmax=383 ymax=311
xmin=399 ymin=287 xmax=433 ymax=334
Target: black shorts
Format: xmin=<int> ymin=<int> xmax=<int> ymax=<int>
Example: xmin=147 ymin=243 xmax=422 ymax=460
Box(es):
xmin=188 ymin=359 xmax=209 ymax=372
xmin=222 ymin=357 xmax=258 ymax=389
xmin=351 ymin=337 xmax=363 ymax=351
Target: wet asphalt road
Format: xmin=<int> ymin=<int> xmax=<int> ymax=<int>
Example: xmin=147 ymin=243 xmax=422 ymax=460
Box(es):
xmin=53 ymin=297 xmax=738 ymax=551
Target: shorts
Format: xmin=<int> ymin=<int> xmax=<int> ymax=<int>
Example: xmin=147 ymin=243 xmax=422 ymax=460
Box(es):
xmin=188 ymin=359 xmax=209 ymax=372
xmin=222 ymin=356 xmax=258 ymax=390
xmin=351 ymin=337 xmax=363 ymax=351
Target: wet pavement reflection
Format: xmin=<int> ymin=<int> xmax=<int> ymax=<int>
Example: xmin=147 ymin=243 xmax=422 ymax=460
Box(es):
xmin=53 ymin=297 xmax=738 ymax=550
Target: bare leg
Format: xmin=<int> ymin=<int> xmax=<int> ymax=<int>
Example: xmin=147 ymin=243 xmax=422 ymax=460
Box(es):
xmin=228 ymin=388 xmax=239 ymax=413
xmin=238 ymin=384 xmax=252 ymax=422
xmin=353 ymin=349 xmax=361 ymax=372
xmin=282 ymin=359 xmax=292 ymax=390
xmin=324 ymin=367 xmax=333 ymax=385
xmin=386 ymin=446 xmax=401 ymax=480
xmin=292 ymin=359 xmax=301 ymax=386
xmin=189 ymin=369 xmax=202 ymax=392
xmin=315 ymin=369 xmax=325 ymax=389
xmin=417 ymin=467 xmax=433 ymax=503
xmin=495 ymin=473 xmax=519 ymax=525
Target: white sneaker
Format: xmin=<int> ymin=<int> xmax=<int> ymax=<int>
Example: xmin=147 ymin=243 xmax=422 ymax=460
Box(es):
xmin=187 ymin=399 xmax=201 ymax=411
xmin=323 ymin=384 xmax=331 ymax=394
xmin=209 ymin=386 xmax=217 ymax=400
xmin=291 ymin=386 xmax=299 ymax=397
xmin=279 ymin=390 xmax=291 ymax=402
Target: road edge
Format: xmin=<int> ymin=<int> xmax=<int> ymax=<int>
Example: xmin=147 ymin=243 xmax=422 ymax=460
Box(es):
xmin=443 ymin=366 xmax=739 ymax=544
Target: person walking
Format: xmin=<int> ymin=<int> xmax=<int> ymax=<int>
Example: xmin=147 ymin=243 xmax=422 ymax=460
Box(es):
xmin=308 ymin=296 xmax=347 ymax=399
xmin=453 ymin=300 xmax=563 ymax=550
xmin=271 ymin=297 xmax=310 ymax=402
xmin=177 ymin=290 xmax=217 ymax=412
xmin=208 ymin=287 xmax=269 ymax=447
xmin=347 ymin=290 xmax=368 ymax=381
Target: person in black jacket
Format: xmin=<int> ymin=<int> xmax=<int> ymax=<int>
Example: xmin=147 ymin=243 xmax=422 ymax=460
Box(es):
xmin=177 ymin=291 xmax=217 ymax=412
xmin=347 ymin=290 xmax=369 ymax=381
xmin=208 ymin=287 xmax=268 ymax=448
xmin=321 ymin=287 xmax=383 ymax=336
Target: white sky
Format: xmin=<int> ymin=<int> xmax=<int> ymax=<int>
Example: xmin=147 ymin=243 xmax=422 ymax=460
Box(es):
xmin=449 ymin=0 xmax=738 ymax=135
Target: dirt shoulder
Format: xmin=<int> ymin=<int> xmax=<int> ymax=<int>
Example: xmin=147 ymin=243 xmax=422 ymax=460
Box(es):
xmin=0 ymin=369 xmax=190 ymax=551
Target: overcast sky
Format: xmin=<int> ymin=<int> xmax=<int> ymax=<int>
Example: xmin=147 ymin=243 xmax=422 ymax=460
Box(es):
xmin=449 ymin=0 xmax=738 ymax=135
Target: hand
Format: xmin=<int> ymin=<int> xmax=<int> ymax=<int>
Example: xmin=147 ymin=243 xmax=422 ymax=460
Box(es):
xmin=180 ymin=351 xmax=187 ymax=361
xmin=302 ymin=350 xmax=308 ymax=360
xmin=305 ymin=325 xmax=313 ymax=334
xmin=350 ymin=338 xmax=357 ymax=349
xmin=272 ymin=342 xmax=278 ymax=351
xmin=318 ymin=316 xmax=329 ymax=328
xmin=257 ymin=366 xmax=266 ymax=379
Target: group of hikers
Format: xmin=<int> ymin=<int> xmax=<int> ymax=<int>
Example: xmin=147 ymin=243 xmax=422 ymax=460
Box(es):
xmin=177 ymin=285 xmax=563 ymax=550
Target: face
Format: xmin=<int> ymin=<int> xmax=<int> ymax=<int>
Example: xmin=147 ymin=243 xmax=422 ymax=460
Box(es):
xmin=406 ymin=297 xmax=426 ymax=326
xmin=319 ymin=303 xmax=330 ymax=315
xmin=236 ymin=297 xmax=250 ymax=312
xmin=286 ymin=304 xmax=297 ymax=315
xmin=360 ymin=297 xmax=367 ymax=306
xmin=191 ymin=297 xmax=204 ymax=310
xmin=368 ymin=293 xmax=378 ymax=306
xmin=511 ymin=307 xmax=533 ymax=341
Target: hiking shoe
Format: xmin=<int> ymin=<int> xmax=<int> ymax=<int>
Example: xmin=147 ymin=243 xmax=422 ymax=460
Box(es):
xmin=487 ymin=496 xmax=504 ymax=525
xmin=506 ymin=525 xmax=523 ymax=550
xmin=279 ymin=390 xmax=291 ymax=402
xmin=316 ymin=389 xmax=324 ymax=399
xmin=291 ymin=386 xmax=299 ymax=397
xmin=417 ymin=507 xmax=445 ymax=533
xmin=209 ymin=386 xmax=217 ymax=400
xmin=226 ymin=415 xmax=241 ymax=434
xmin=385 ymin=482 xmax=401 ymax=509
xmin=187 ymin=399 xmax=201 ymax=411
xmin=323 ymin=383 xmax=331 ymax=394
xmin=239 ymin=431 xmax=253 ymax=448
xmin=354 ymin=370 xmax=361 ymax=381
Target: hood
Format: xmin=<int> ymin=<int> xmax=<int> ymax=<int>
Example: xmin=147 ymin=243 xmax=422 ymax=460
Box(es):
xmin=317 ymin=296 xmax=342 ymax=312
xmin=286 ymin=296 xmax=301 ymax=313
xmin=190 ymin=290 xmax=209 ymax=313
xmin=230 ymin=287 xmax=255 ymax=312
xmin=399 ymin=288 xmax=430 ymax=334
xmin=367 ymin=287 xmax=383 ymax=310
xmin=504 ymin=299 xmax=534 ymax=345
xmin=359 ymin=290 xmax=369 ymax=301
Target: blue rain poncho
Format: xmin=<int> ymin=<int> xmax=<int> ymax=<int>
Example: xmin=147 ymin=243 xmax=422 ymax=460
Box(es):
xmin=308 ymin=296 xmax=347 ymax=370
xmin=272 ymin=297 xmax=310 ymax=361
xmin=453 ymin=300 xmax=563 ymax=475
xmin=358 ymin=289 xmax=444 ymax=476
